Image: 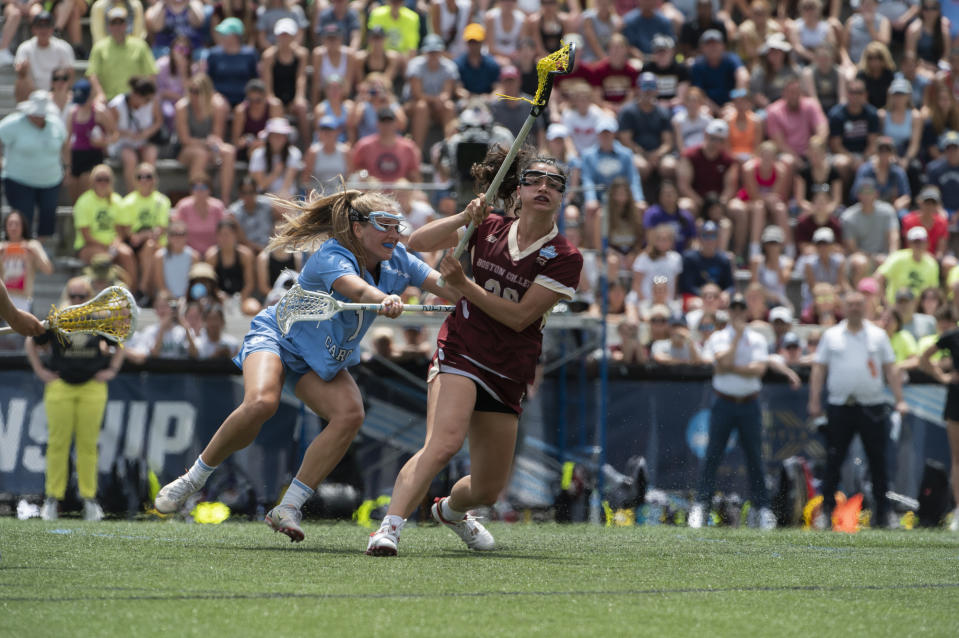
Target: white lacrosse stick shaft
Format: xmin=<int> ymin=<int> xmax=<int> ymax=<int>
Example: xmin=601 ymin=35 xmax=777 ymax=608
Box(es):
xmin=275 ymin=284 xmax=453 ymax=335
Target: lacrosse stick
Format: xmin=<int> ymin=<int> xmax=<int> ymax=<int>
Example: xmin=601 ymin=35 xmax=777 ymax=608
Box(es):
xmin=0 ymin=285 xmax=139 ymax=342
xmin=438 ymin=41 xmax=576 ymax=286
xmin=275 ymin=284 xmax=454 ymax=335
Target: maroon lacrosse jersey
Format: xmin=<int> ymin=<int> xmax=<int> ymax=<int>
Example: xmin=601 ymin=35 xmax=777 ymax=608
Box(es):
xmin=436 ymin=215 xmax=583 ymax=388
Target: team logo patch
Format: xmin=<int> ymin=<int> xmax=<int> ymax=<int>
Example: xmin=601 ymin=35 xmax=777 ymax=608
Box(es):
xmin=537 ymin=245 xmax=557 ymax=265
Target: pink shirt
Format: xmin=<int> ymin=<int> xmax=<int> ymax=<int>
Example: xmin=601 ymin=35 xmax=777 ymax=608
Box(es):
xmin=765 ymin=97 xmax=826 ymax=156
xmin=173 ymin=195 xmax=226 ymax=255
xmin=350 ymin=134 xmax=421 ymax=182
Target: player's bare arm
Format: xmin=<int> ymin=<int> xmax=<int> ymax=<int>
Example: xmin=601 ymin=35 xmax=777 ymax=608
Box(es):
xmin=408 ymin=195 xmax=492 ymax=252
xmin=439 ymin=255 xmax=564 ymax=333
xmin=331 ymin=274 xmax=403 ymax=318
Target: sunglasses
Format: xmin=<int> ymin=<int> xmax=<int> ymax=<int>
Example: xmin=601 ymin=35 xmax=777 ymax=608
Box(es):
xmin=52 ymin=75 xmax=70 ymax=82
xmin=137 ymin=173 xmax=154 ymax=180
xmin=68 ymin=293 xmax=89 ymax=301
xmin=520 ymin=169 xmax=566 ymax=192
xmin=650 ymin=317 xmax=668 ymax=323
xmin=362 ymin=211 xmax=407 ymax=233
xmin=192 ymin=182 xmax=209 ymax=190
xmin=94 ymin=176 xmax=111 ymax=183
xmin=109 ymin=19 xmax=125 ymax=25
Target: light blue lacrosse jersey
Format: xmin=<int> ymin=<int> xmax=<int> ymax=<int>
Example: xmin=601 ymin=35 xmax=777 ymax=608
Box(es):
xmin=234 ymin=239 xmax=432 ymax=383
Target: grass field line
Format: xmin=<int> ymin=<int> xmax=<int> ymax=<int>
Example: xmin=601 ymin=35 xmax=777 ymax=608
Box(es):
xmin=3 ymin=581 xmax=959 ymax=604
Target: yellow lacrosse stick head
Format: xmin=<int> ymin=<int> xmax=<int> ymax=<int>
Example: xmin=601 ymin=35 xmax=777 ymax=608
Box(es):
xmin=532 ymin=42 xmax=574 ymax=106
xmin=47 ymin=285 xmax=139 ymax=344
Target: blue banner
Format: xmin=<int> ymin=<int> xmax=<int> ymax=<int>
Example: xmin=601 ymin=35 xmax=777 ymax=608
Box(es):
xmin=0 ymin=365 xmax=952 ymax=507
xmin=0 ymin=370 xmax=300 ymax=501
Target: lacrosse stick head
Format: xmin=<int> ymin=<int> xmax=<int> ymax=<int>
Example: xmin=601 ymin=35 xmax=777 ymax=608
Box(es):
xmin=275 ymin=284 xmax=338 ymax=335
xmin=531 ymin=42 xmax=576 ymax=115
xmin=47 ymin=285 xmax=139 ymax=343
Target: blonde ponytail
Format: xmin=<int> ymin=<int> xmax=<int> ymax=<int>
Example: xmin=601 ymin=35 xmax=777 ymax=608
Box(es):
xmin=267 ymin=187 xmax=400 ymax=272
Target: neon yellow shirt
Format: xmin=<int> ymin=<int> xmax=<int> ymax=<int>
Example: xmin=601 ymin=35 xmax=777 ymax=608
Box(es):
xmin=367 ymin=6 xmax=420 ymax=54
xmin=73 ymin=190 xmax=125 ymax=250
xmin=889 ymin=330 xmax=918 ymax=363
xmin=86 ymin=36 xmax=156 ymax=100
xmin=121 ymin=190 xmax=171 ymax=244
xmin=917 ymin=333 xmax=947 ymax=362
xmin=876 ymin=249 xmax=939 ymax=305
xmin=948 ymin=265 xmax=959 ymax=299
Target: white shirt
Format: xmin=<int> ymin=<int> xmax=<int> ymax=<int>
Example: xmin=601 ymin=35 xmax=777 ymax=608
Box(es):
xmin=127 ymin=324 xmax=191 ymax=359
xmin=14 ymin=37 xmax=75 ymax=91
xmin=561 ymin=105 xmax=606 ymax=154
xmin=632 ymin=251 xmax=682 ymax=300
xmin=196 ymin=331 xmax=240 ymax=359
xmin=703 ymin=326 xmax=769 ymax=397
xmin=815 ymin=320 xmax=895 ymax=406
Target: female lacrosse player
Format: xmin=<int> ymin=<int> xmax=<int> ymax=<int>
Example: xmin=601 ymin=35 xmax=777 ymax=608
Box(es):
xmin=367 ymin=148 xmax=583 ymax=555
xmin=155 ymin=189 xmax=450 ymax=542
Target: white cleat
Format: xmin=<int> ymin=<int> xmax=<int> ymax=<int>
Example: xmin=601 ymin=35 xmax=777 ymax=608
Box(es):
xmin=366 ymin=520 xmax=400 ymax=556
xmin=758 ymin=507 xmax=777 ymax=530
xmin=154 ymin=474 xmax=202 ymax=514
xmin=431 ymin=497 xmax=495 ymax=551
xmin=83 ymin=499 xmax=104 ymax=522
xmin=264 ymin=505 xmax=305 ymax=542
xmin=41 ymin=497 xmax=58 ymax=521
xmin=688 ymin=503 xmax=705 ymax=529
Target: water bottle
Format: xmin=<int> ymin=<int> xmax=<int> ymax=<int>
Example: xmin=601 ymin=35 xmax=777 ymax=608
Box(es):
xmin=588 ymin=490 xmax=602 ymax=525
xmin=889 ymin=410 xmax=902 ymax=443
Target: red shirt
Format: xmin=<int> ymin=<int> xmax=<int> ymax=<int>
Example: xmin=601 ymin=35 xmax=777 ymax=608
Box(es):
xmin=437 ymin=215 xmax=583 ymax=384
xmin=901 ymin=211 xmax=948 ymax=254
xmin=682 ymin=145 xmax=734 ymax=199
xmin=794 ymin=213 xmax=843 ymax=247
xmin=589 ymin=58 xmax=640 ymax=104
xmin=350 ymin=134 xmax=421 ymax=182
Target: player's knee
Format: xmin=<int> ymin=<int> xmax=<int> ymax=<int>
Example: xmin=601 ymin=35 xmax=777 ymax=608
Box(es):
xmin=425 ymin=438 xmax=461 ymax=465
xmin=331 ymin=403 xmax=365 ymax=435
xmin=244 ymin=393 xmax=280 ymax=422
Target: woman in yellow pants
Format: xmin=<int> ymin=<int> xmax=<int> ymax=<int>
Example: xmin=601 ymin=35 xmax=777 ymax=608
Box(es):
xmin=24 ymin=277 xmax=124 ymax=521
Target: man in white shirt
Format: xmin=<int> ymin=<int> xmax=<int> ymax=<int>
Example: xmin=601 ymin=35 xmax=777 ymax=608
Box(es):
xmin=13 ymin=12 xmax=75 ymax=103
xmin=808 ymin=291 xmax=907 ymax=529
xmin=690 ymin=293 xmax=777 ymax=530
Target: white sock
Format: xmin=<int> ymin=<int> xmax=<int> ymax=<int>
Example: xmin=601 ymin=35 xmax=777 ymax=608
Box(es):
xmin=279 ymin=478 xmax=314 ymax=510
xmin=382 ymin=514 xmax=405 ymax=535
xmin=441 ymin=498 xmax=466 ymax=521
xmin=186 ymin=456 xmax=215 ymax=485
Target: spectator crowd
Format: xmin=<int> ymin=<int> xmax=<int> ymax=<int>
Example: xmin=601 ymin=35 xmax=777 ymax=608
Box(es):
xmin=5 ymin=0 xmax=959 ymax=368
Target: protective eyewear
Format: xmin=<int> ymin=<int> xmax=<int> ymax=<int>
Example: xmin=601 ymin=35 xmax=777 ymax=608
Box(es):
xmin=351 ymin=209 xmax=407 ymax=234
xmin=520 ymin=169 xmax=566 ymax=192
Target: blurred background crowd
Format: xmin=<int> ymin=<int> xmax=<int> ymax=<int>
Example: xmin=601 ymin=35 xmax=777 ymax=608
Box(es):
xmin=3 ymin=0 xmax=959 ymax=367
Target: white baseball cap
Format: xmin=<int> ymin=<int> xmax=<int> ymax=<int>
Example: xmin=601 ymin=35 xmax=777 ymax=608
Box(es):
xmin=546 ymin=123 xmax=569 ymax=141
xmin=907 ymin=226 xmax=929 ymax=242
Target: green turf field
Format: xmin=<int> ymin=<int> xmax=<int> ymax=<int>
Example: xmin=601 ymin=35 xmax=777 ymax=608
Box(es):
xmin=1 ymin=518 xmax=958 ymax=637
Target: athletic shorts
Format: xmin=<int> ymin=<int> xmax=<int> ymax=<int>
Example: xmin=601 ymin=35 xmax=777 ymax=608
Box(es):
xmin=71 ymin=149 xmax=104 ymax=177
xmin=233 ymin=311 xmax=310 ymax=390
xmin=429 ymin=347 xmax=522 ymax=415
xmin=944 ymin=385 xmax=959 ymax=422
